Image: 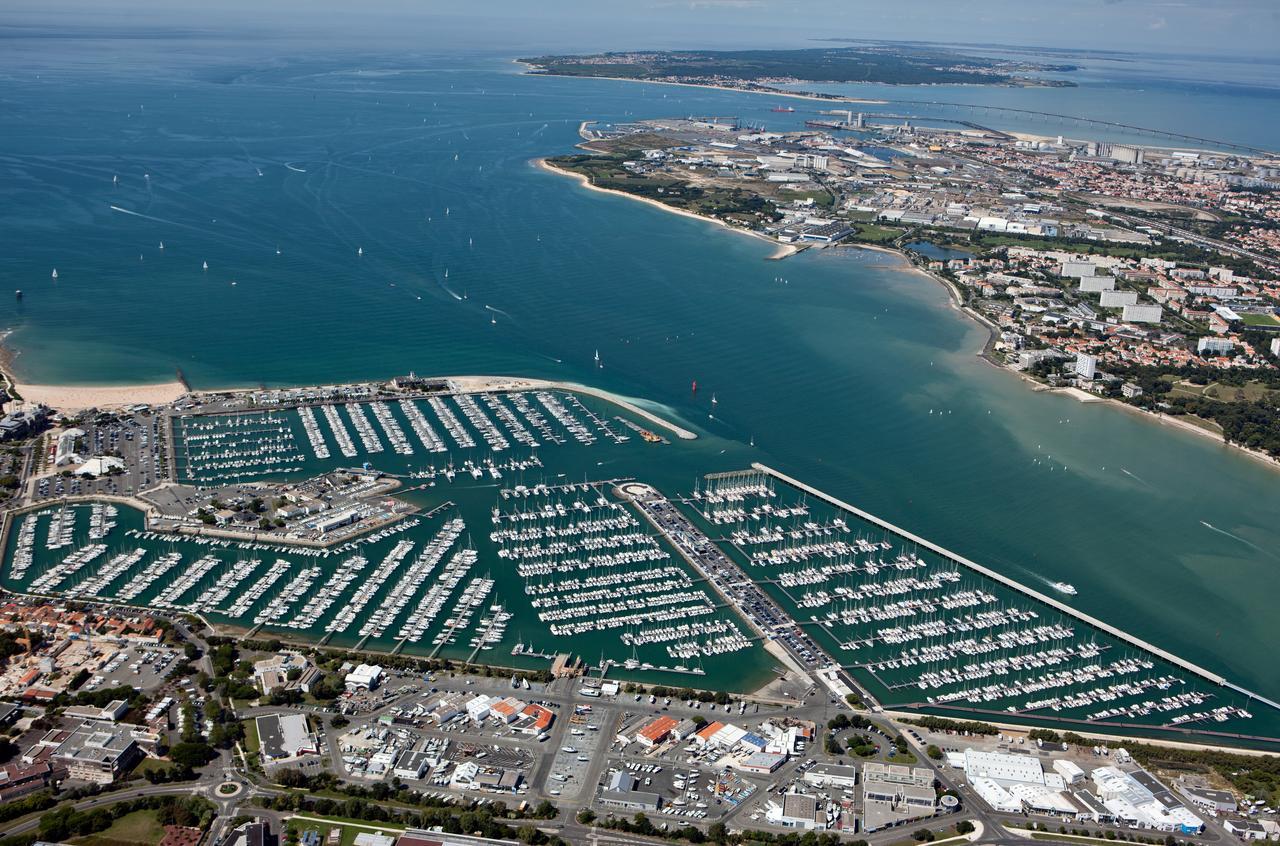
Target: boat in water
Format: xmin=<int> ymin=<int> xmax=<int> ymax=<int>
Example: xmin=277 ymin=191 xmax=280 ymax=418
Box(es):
xmin=1052 ymin=581 xmax=1078 ymax=596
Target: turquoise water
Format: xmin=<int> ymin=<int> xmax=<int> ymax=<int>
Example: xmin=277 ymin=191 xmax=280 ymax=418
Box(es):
xmin=3 ymin=39 xmax=1280 ymax=717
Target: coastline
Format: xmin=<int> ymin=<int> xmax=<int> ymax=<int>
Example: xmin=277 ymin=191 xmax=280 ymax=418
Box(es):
xmin=511 ymin=59 xmax=890 ymax=106
xmin=0 ymin=353 xmax=699 ymax=442
xmin=858 ymin=245 xmax=1280 ymax=475
xmin=13 ymin=380 xmax=189 ymax=412
xmin=535 ymin=157 xmax=800 ymax=259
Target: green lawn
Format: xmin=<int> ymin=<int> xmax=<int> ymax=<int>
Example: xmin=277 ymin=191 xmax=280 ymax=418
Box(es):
xmin=70 ymin=809 xmax=166 ymax=846
xmin=852 ymin=224 xmax=905 ymax=244
xmin=886 ymin=751 xmax=919 ymax=765
xmin=242 ymin=718 xmax=260 ymax=755
xmin=1241 ymin=312 xmax=1280 ymax=327
xmin=133 ymin=758 xmax=176 ymax=778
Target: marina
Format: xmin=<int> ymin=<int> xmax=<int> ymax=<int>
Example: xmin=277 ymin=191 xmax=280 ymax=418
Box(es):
xmin=2 ymin=382 xmax=1279 ymax=747
xmin=675 ymin=467 xmax=1274 ymax=741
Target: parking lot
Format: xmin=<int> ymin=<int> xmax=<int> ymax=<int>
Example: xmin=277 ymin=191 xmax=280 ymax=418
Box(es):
xmin=85 ymin=643 xmax=181 ymax=692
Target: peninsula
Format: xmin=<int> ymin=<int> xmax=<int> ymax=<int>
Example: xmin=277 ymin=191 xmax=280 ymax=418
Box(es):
xmin=538 ymin=114 xmax=1280 ymax=465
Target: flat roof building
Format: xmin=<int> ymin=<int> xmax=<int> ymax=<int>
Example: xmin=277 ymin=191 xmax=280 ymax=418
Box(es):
xmin=52 ymin=722 xmax=142 ymax=784
xmin=256 ymin=713 xmax=318 ymax=761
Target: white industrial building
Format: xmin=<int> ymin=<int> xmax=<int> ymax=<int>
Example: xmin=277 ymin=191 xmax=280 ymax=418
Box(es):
xmin=344 ymin=663 xmax=384 ymax=692
xmin=1091 ymin=767 xmax=1204 ymax=833
xmin=962 ymin=749 xmax=1046 ymax=785
xmin=1054 ymin=760 xmax=1086 ymax=785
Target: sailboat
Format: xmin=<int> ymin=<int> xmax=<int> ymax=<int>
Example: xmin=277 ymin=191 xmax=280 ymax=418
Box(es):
xmin=158 ymin=241 xmax=164 ymax=250
xmin=594 ymin=349 xmax=600 ymax=367
xmin=202 ymin=261 xmax=208 ymax=271
xmin=711 ymin=393 xmax=718 ymax=406
xmin=357 ymin=247 xmax=363 ymax=256
xmin=51 ymin=269 xmax=57 ymax=280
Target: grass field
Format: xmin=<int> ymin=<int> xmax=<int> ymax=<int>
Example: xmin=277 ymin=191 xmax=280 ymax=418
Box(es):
xmin=1241 ymin=313 xmax=1280 ymax=327
xmin=133 ymin=758 xmax=177 ymax=778
xmin=242 ymin=718 xmax=260 ymax=755
xmin=69 ymin=810 xmax=166 ymax=846
xmin=1165 ymin=377 xmax=1280 ymax=405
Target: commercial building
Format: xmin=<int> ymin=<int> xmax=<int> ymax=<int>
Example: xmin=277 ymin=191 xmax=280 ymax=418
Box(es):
xmin=51 ymin=722 xmax=142 ymax=784
xmin=804 ymin=763 xmax=859 ymax=790
xmin=255 ymin=713 xmax=319 ymax=761
xmin=738 ymin=751 xmax=788 ymax=774
xmin=1091 ymin=766 xmax=1204 ymax=833
xmin=771 ymin=793 xmax=826 ymax=830
xmin=1053 ymin=760 xmax=1086 ymax=785
xmin=862 ymin=762 xmax=936 ymax=831
xmin=636 ymin=716 xmax=679 ymax=748
xmin=344 ymin=664 xmax=384 ymax=692
xmin=961 ymin=749 xmax=1045 ymax=785
xmin=599 ymin=771 xmax=662 ymax=811
xmin=1224 ymin=819 xmax=1267 ymax=840
xmin=1174 ymin=777 xmax=1237 ymax=813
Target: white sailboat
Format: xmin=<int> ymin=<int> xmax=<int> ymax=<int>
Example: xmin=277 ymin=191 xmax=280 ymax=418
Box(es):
xmin=357 ymin=247 xmax=363 ymax=256
xmin=202 ymin=261 xmax=208 ymax=271
xmin=158 ymin=241 xmax=164 ymax=250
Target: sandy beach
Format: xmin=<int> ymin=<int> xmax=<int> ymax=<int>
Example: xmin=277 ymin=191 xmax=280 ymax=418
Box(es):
xmin=13 ymin=380 xmax=188 ymax=413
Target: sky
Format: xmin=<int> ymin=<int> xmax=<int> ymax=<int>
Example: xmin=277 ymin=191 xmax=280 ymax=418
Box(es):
xmin=2 ymin=0 xmax=1277 ymax=56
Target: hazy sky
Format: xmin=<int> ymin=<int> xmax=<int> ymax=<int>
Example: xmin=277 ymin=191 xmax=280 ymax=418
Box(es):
xmin=4 ymin=0 xmax=1278 ymax=56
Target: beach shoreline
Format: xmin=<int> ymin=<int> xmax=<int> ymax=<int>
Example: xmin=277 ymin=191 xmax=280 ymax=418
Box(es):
xmin=535 ymin=157 xmax=801 ymax=259
xmin=851 ymin=245 xmax=1280 ymax=475
xmin=0 ymin=353 xmax=699 ymax=442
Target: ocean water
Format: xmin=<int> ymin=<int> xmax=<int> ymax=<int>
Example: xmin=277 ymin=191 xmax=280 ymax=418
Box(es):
xmin=3 ymin=36 xmax=1280 ymax=710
